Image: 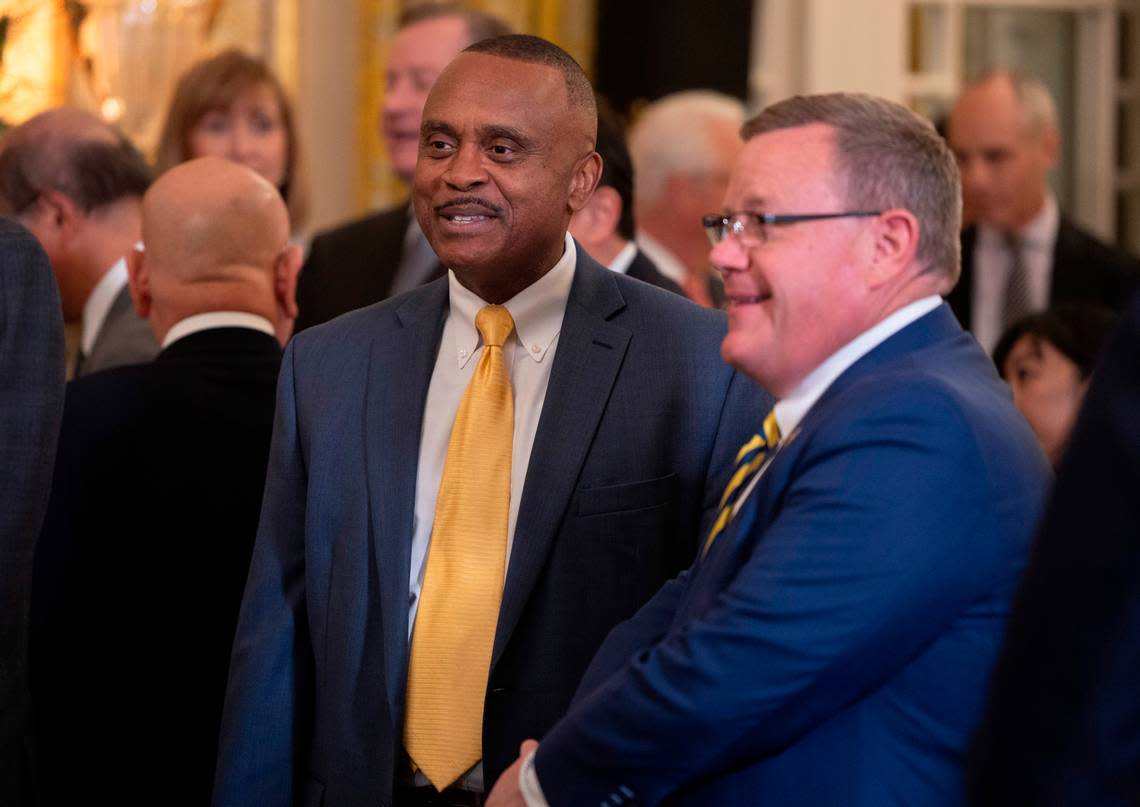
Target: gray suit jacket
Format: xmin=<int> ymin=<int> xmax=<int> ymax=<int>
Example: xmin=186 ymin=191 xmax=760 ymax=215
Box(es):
xmin=0 ymin=218 xmax=65 ymax=804
xmin=81 ymin=285 xmax=158 ymax=376
xmin=214 ymin=246 xmax=771 ymax=807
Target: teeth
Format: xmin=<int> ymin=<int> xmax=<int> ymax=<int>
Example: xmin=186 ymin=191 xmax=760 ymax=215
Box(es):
xmin=449 ymin=215 xmax=487 ymax=224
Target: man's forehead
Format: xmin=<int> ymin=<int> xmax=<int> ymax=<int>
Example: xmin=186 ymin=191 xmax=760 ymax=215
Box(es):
xmin=427 ymin=53 xmax=567 ymax=115
xmin=952 ymin=82 xmax=1031 ymax=139
xmin=390 ymin=16 xmax=470 ymax=65
xmin=728 ymin=125 xmax=838 ymax=204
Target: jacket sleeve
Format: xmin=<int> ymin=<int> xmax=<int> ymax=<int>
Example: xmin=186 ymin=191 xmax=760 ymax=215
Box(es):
xmin=213 ymin=341 xmax=314 ymax=807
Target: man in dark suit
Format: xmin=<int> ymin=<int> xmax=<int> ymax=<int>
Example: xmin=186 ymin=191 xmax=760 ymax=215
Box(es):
xmin=30 ymin=158 xmax=301 ymax=806
xmin=489 ymin=93 xmax=1051 ymax=807
xmin=946 ymin=69 xmax=1140 ymax=352
xmin=568 ymin=101 xmax=683 ymax=295
xmin=0 ymin=219 xmax=65 ymax=807
xmin=294 ymin=5 xmax=510 ymax=331
xmin=213 ymin=35 xmax=767 ymax=807
xmin=0 ymin=108 xmax=158 ymax=375
xmin=969 ymin=289 xmax=1140 ymax=806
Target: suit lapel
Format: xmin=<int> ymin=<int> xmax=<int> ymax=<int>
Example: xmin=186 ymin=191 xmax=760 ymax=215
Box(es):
xmin=696 ymin=305 xmax=966 ymax=581
xmin=491 ymin=252 xmax=631 ymax=667
xmin=364 ymin=281 xmax=448 ymax=719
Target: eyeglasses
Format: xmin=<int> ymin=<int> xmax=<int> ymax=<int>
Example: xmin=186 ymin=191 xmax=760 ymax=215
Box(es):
xmin=702 ymin=210 xmax=883 ymax=246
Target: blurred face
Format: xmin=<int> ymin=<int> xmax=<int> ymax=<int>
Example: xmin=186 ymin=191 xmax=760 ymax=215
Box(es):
xmin=948 ymin=76 xmax=1057 ymax=233
xmin=1002 ymin=335 xmax=1087 ymax=465
xmin=188 ymin=82 xmax=288 ymax=188
xmin=414 ymin=52 xmax=599 ymax=303
xmin=382 ymin=16 xmax=472 ymax=185
xmin=711 ymin=124 xmax=877 ymax=396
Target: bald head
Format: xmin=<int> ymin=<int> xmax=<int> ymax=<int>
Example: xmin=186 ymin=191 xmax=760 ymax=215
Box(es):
xmin=143 ymin=157 xmax=289 ymax=281
xmin=132 ymin=158 xmax=301 ymax=344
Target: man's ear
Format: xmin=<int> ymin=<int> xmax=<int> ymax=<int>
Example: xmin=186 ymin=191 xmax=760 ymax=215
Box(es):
xmin=567 ymin=151 xmax=603 ymax=213
xmin=21 ymin=190 xmax=81 ymax=254
xmin=126 ymin=244 xmax=152 ymax=319
xmin=866 ymin=208 xmax=920 ymax=289
xmin=273 ymin=243 xmax=303 ymax=344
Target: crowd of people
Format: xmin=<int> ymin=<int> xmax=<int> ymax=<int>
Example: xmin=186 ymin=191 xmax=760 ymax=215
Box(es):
xmin=1 ymin=3 xmax=1138 ymax=806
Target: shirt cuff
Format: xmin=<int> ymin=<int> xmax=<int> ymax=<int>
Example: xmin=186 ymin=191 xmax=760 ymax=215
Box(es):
xmin=519 ymin=748 xmax=550 ymax=807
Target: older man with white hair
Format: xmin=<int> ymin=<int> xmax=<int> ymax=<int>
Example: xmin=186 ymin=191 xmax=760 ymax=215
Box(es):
xmin=629 ymin=90 xmax=745 ymax=307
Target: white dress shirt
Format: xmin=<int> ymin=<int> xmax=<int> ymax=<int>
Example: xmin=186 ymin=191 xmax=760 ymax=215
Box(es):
xmin=635 ymin=232 xmax=686 ymax=285
xmin=408 ymin=234 xmax=576 ymax=791
xmin=970 ymin=194 xmax=1059 ymax=353
xmin=80 ymin=257 xmax=129 ymax=356
xmin=607 ymin=241 xmax=638 ymax=275
xmin=518 ymin=294 xmax=945 ymax=807
xmin=161 ymin=311 xmax=276 ymax=349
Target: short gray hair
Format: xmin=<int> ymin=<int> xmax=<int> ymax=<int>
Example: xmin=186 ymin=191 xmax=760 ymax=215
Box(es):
xmin=628 ymin=90 xmax=745 ymax=204
xmin=744 ymin=93 xmax=961 ymax=283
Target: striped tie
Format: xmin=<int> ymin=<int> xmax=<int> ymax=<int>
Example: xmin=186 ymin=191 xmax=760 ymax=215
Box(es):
xmin=702 ymin=410 xmax=781 ymax=556
xmin=1002 ymin=232 xmax=1032 ymax=328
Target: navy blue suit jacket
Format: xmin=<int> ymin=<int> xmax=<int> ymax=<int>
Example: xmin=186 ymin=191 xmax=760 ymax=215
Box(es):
xmin=0 ymin=219 xmax=64 ymax=804
xmin=213 ymin=247 xmax=769 ymax=806
xmin=535 ymin=304 xmax=1051 ymax=806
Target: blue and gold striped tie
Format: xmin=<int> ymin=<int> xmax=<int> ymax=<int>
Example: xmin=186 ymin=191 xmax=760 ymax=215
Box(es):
xmin=702 ymin=410 xmax=781 ymax=556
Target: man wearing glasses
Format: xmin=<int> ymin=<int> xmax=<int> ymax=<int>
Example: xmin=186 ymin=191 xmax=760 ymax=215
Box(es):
xmin=489 ymin=93 xmax=1051 ymax=807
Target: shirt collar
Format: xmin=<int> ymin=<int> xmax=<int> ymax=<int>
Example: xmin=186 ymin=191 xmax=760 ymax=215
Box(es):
xmin=772 ymin=296 xmax=943 ymax=437
xmin=162 ymin=311 xmax=277 ymax=349
xmin=635 ymin=231 xmax=687 ymax=284
xmin=978 ymin=192 xmax=1059 ymax=250
xmin=81 ymin=257 xmax=129 ymax=354
xmin=447 ymin=232 xmax=576 ymax=369
xmin=607 ymin=241 xmax=638 ymax=275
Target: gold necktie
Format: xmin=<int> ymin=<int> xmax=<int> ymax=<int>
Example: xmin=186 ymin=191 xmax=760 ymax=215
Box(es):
xmin=404 ymin=304 xmax=515 ymax=791
xmin=702 ymin=410 xmax=780 ymax=556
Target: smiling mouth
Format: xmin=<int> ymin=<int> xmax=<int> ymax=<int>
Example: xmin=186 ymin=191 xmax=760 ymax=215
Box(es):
xmin=447 ymin=215 xmax=489 ymax=225
xmin=436 ymin=197 xmax=502 ymax=224
xmin=727 ymin=290 xmax=771 ymax=306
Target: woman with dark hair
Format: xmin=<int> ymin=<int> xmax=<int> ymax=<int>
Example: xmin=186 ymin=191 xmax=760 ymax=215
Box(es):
xmin=993 ymin=303 xmax=1118 ymax=465
xmin=155 ymin=49 xmax=307 ymax=232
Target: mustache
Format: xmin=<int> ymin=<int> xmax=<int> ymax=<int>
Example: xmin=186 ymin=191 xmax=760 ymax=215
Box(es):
xmin=435 ymin=196 xmax=503 ymax=215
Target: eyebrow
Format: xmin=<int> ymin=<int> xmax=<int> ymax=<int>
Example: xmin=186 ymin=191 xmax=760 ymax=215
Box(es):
xmin=420 ymin=119 xmax=457 ymax=139
xmin=477 ymin=124 xmax=530 ymax=146
xmin=736 ymin=194 xmax=770 ymax=210
xmin=418 ymin=119 xmax=533 ymax=148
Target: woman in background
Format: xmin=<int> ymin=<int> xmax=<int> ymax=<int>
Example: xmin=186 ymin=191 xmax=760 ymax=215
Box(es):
xmin=993 ymin=303 xmax=1118 ymax=467
xmin=155 ymin=49 xmax=307 ymax=234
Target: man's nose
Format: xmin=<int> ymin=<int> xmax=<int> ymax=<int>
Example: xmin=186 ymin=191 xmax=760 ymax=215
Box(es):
xmin=383 ymin=75 xmax=420 ymax=118
xmin=443 ymin=143 xmax=487 ymax=189
xmin=710 ymin=234 xmax=748 ymax=276
xmin=959 ymin=157 xmax=988 ymax=191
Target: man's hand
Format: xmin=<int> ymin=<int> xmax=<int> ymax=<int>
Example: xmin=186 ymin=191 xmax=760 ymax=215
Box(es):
xmin=487 ymin=739 xmax=540 ymax=807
